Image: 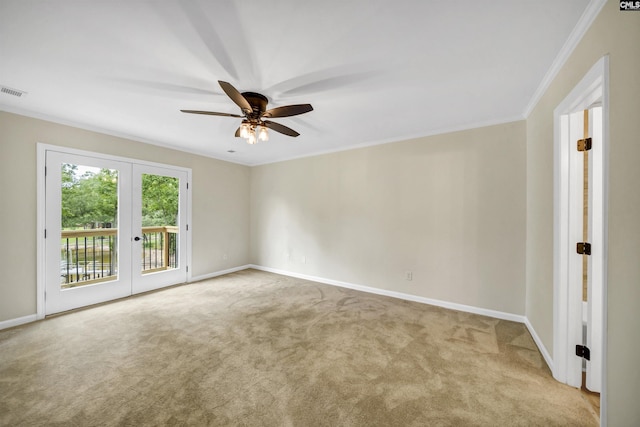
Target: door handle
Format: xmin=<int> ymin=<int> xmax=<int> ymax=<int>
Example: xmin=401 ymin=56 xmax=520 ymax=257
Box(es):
xmin=134 ymin=236 xmax=141 ymax=241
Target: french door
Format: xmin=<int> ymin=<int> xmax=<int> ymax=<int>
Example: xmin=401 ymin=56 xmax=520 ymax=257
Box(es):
xmin=132 ymin=163 xmax=188 ymax=294
xmin=44 ymin=150 xmax=188 ymax=315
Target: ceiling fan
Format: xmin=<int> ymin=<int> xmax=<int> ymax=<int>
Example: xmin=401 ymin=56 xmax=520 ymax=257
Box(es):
xmin=181 ymin=81 xmax=313 ymax=144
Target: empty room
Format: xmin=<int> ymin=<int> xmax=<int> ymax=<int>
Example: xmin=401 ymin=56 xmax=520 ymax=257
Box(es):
xmin=1 ymin=1 xmax=638 ymax=425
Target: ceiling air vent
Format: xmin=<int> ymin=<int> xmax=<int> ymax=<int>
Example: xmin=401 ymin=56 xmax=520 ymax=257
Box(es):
xmin=1 ymin=86 xmax=27 ymax=98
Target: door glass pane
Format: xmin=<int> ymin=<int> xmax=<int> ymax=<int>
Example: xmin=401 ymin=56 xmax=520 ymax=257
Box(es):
xmin=60 ymin=163 xmax=118 ymax=288
xmin=140 ymin=174 xmax=179 ymax=274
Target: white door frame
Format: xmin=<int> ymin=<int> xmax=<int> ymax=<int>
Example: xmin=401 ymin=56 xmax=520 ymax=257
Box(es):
xmin=36 ymin=143 xmax=192 ymax=318
xmin=553 ymin=55 xmax=608 ymax=414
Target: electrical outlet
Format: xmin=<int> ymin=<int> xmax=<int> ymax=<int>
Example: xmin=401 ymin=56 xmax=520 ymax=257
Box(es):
xmin=222 ymin=253 xmax=228 ymax=260
xmin=405 ymin=271 xmax=413 ymax=281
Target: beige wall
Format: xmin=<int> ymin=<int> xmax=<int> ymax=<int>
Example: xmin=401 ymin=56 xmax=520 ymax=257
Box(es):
xmin=2 ymin=2 xmax=638 ymax=422
xmin=526 ymin=1 xmax=640 ymax=424
xmin=251 ymin=121 xmax=527 ymax=315
xmin=0 ymin=111 xmax=250 ymax=322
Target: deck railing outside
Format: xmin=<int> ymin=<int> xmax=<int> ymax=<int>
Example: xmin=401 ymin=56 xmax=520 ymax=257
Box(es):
xmin=60 ymin=226 xmax=178 ymax=288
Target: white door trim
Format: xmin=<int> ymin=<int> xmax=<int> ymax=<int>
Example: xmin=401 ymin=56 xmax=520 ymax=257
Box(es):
xmin=553 ymin=55 xmax=608 ymax=421
xmin=36 ymin=143 xmax=193 ymax=318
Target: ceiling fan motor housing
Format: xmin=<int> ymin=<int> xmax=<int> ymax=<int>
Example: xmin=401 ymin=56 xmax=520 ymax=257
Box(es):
xmin=242 ymin=92 xmax=269 ymax=119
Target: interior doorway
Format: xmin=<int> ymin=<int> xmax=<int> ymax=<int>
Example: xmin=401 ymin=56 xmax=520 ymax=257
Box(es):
xmin=553 ymin=56 xmax=608 ymax=419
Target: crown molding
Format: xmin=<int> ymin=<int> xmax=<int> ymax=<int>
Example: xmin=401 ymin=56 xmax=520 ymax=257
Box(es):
xmin=0 ymin=105 xmax=252 ymax=167
xmin=523 ymin=0 xmax=607 ymax=118
xmin=249 ymin=115 xmax=525 ymax=167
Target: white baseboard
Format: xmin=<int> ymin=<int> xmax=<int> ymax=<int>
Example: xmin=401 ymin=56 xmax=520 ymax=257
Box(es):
xmin=3 ymin=265 xmax=554 ymax=375
xmin=249 ymin=265 xmax=526 ymax=323
xmin=0 ymin=314 xmax=38 ymax=331
xmin=524 ymin=317 xmax=554 ymax=372
xmin=189 ymin=264 xmax=251 ymax=283
xmin=0 ymin=266 xmax=251 ymax=331
xmin=249 ymin=265 xmax=561 ymax=369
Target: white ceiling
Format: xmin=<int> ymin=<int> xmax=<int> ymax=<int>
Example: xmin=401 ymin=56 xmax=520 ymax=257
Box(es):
xmin=1 ymin=0 xmax=593 ymax=166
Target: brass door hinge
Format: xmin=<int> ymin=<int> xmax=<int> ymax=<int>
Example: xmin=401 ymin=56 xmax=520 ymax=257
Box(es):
xmin=576 ymin=242 xmax=592 ymax=255
xmin=577 ymin=137 xmax=592 ymax=151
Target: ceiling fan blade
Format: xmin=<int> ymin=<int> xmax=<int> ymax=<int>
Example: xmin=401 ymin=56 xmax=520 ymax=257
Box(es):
xmin=218 ymin=80 xmax=252 ymax=113
xmin=263 ymin=104 xmax=313 ymax=118
xmin=263 ymin=120 xmax=300 ymax=137
xmin=180 ymin=110 xmax=243 ymax=118
xmin=234 ymin=127 xmax=241 ymax=137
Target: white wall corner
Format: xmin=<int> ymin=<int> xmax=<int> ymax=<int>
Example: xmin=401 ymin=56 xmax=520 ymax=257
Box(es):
xmin=524 ymin=317 xmax=554 ymax=372
xmin=189 ymin=264 xmax=252 ymax=283
xmin=523 ymin=0 xmax=608 ymax=118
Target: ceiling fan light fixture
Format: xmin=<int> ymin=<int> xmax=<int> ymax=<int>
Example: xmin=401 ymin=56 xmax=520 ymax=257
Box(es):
xmin=248 ymin=129 xmax=257 ymax=145
xmin=240 ymin=121 xmax=250 ymax=139
xmin=258 ymin=126 xmax=269 ymax=142
xmin=181 ymin=81 xmax=312 ymax=144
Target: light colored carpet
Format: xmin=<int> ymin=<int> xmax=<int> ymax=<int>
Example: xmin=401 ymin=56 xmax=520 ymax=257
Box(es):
xmin=0 ymin=269 xmax=597 ymax=426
